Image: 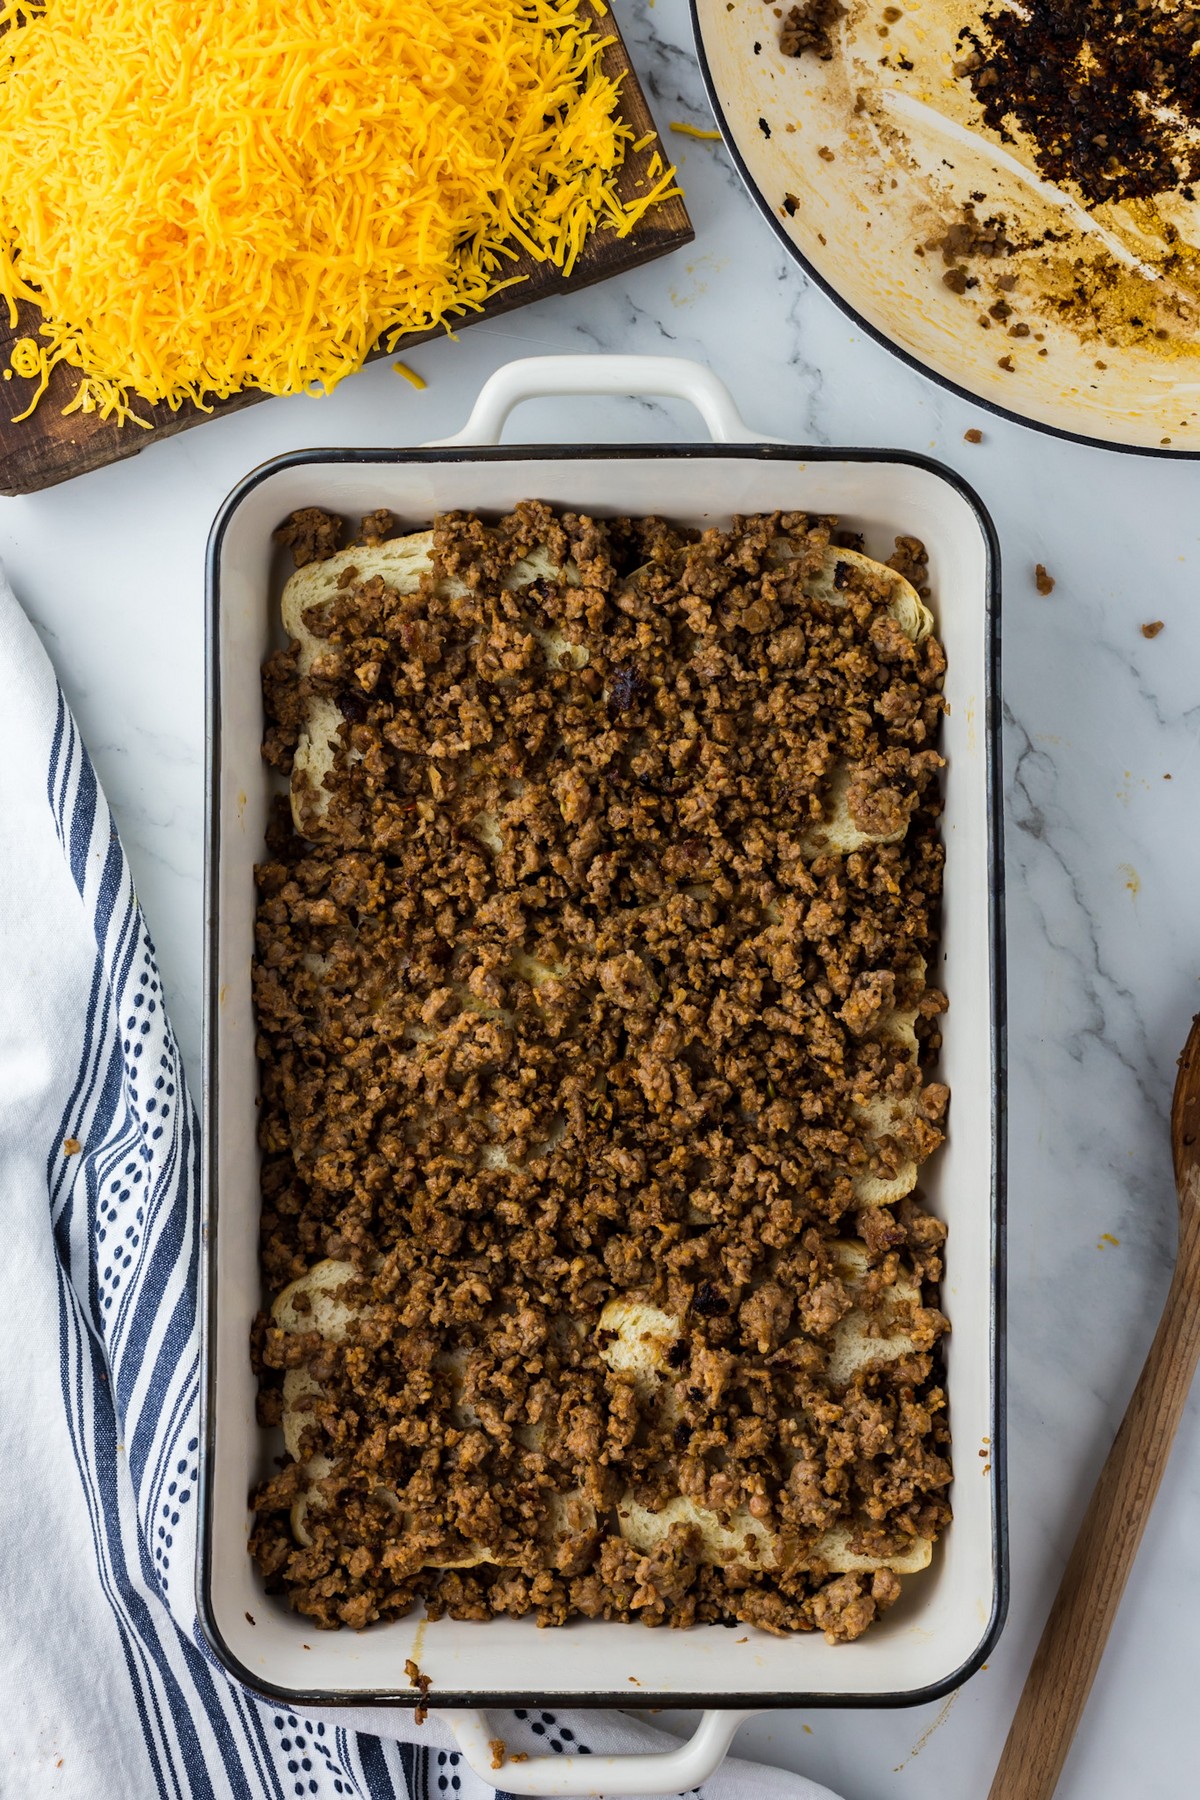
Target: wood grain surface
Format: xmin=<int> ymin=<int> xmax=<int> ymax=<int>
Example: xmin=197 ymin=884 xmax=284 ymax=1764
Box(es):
xmin=987 ymin=1013 xmax=1200 ymax=1800
xmin=0 ymin=4 xmax=691 ymax=495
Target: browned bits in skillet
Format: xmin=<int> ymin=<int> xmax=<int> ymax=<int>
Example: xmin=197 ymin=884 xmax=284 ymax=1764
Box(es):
xmin=931 ymin=204 xmax=1015 ymax=267
xmin=1141 ymin=620 xmax=1165 ymax=640
xmin=1035 ymin=564 xmax=1055 ymax=596
xmin=249 ymin=503 xmax=951 ymax=1641
xmin=956 ymin=1 xmax=1200 ymax=208
xmin=779 ymin=0 xmax=846 ymax=61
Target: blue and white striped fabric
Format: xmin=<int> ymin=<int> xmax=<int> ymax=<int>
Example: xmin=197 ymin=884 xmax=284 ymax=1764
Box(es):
xmin=0 ymin=572 xmax=837 ymax=1800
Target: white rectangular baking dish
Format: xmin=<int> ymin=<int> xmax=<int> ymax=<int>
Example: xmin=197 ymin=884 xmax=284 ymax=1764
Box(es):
xmin=200 ymin=355 xmax=1006 ymax=1793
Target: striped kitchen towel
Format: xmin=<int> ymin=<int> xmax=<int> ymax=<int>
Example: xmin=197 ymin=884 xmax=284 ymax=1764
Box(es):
xmin=0 ymin=569 xmax=841 ymax=1800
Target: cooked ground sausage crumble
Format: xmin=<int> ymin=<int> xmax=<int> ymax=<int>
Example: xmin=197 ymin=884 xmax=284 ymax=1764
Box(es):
xmin=249 ymin=502 xmax=952 ymax=1641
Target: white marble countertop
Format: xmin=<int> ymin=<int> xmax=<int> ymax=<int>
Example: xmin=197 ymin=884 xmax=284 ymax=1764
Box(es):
xmin=3 ymin=3 xmax=1197 ymax=1795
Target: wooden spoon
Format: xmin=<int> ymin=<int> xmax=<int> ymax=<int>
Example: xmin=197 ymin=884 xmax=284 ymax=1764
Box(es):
xmin=988 ymin=1012 xmax=1200 ymax=1800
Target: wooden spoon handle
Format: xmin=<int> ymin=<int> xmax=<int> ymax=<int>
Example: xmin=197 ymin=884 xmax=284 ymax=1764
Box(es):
xmin=988 ymin=1200 xmax=1200 ymax=1800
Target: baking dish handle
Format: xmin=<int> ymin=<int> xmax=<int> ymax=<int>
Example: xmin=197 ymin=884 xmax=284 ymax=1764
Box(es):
xmin=427 ymin=354 xmax=768 ymax=447
xmin=443 ymin=1706 xmax=758 ymax=1796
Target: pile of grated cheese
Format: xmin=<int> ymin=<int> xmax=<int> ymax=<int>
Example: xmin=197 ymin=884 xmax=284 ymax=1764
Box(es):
xmin=0 ymin=0 xmax=678 ymax=426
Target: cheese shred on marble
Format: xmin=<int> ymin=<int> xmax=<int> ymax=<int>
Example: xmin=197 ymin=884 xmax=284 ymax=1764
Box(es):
xmin=0 ymin=0 xmax=678 ymax=425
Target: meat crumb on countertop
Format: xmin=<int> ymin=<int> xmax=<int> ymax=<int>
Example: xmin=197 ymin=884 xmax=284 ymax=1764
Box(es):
xmin=1141 ymin=620 xmax=1164 ymax=639
xmin=963 ymin=429 xmax=983 ymax=444
xmin=1035 ymin=564 xmax=1055 ymax=596
xmin=250 ymin=502 xmax=952 ymax=1644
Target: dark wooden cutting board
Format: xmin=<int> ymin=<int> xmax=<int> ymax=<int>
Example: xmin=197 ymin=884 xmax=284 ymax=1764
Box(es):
xmin=0 ymin=6 xmax=691 ymax=495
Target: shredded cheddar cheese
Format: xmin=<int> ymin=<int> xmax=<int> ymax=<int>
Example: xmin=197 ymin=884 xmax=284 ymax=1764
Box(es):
xmin=392 ymin=362 xmax=426 ymax=390
xmin=7 ymin=332 xmax=54 ymax=422
xmin=9 ymin=338 xmax=41 ymax=380
xmin=668 ymin=122 xmax=722 ymax=141
xmin=0 ymin=0 xmax=680 ymax=425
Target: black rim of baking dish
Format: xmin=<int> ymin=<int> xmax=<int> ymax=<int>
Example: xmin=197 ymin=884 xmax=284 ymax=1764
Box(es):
xmin=688 ymin=0 xmax=1200 ymax=462
xmin=199 ymin=440 xmax=1008 ymax=1712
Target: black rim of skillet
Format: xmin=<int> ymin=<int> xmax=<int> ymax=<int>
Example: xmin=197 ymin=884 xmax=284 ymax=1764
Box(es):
xmin=688 ymin=0 xmax=1200 ymax=462
xmin=199 ymin=441 xmax=1008 ymax=1712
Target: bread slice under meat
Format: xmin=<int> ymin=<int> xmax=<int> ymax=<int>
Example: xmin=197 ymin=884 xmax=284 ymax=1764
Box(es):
xmin=268 ymin=526 xmax=943 ymax=1585
xmin=280 ymin=533 xmax=582 ymax=837
xmin=272 ymin=1248 xmax=937 ymax=1580
xmin=273 ymin=1260 xmax=595 ymax=1565
xmin=597 ymin=1245 xmax=936 ymax=1579
xmin=280 ymin=532 xmax=931 ymax=853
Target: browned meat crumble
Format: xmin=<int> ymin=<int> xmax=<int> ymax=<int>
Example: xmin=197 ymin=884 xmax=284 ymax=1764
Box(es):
xmin=249 ymin=502 xmax=952 ymax=1643
xmin=274 ymin=506 xmax=344 ymax=568
xmin=778 ymin=0 xmax=846 ymax=62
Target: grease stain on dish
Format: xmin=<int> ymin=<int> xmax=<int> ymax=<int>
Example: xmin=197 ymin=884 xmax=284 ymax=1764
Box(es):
xmin=892 ymin=1688 xmax=958 ymax=1770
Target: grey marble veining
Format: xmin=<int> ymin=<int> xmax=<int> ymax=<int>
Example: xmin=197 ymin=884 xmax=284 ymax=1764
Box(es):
xmin=2 ymin=3 xmax=1198 ymax=1794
